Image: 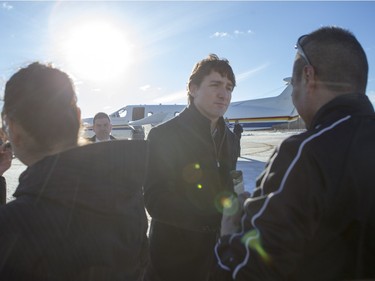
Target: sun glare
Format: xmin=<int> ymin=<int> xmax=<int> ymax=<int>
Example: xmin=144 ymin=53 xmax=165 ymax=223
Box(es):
xmin=62 ymin=21 xmax=133 ymax=82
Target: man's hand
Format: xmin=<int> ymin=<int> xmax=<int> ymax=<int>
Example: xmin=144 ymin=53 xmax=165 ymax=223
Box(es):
xmin=221 ymin=192 xmax=251 ymax=236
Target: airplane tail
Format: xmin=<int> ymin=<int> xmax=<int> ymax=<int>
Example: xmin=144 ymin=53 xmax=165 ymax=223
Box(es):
xmin=225 ymin=77 xmax=297 ymax=129
xmin=278 ymin=77 xmax=292 ymax=98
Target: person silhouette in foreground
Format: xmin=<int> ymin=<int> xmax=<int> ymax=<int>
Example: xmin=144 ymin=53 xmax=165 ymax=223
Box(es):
xmin=0 ymin=62 xmax=148 ymax=281
xmin=213 ymin=26 xmax=375 ymax=281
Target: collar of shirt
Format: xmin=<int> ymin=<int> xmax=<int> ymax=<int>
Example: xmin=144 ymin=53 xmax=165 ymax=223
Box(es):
xmin=95 ymin=137 xmax=111 ymax=142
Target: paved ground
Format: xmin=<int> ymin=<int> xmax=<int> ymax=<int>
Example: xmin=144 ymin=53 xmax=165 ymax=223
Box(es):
xmin=3 ymin=129 xmax=302 ymax=202
xmin=237 ymin=130 xmax=301 ymax=192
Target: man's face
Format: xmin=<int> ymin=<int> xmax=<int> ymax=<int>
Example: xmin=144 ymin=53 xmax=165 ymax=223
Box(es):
xmin=93 ymin=117 xmax=112 ymax=141
xmin=190 ymin=71 xmax=233 ymax=122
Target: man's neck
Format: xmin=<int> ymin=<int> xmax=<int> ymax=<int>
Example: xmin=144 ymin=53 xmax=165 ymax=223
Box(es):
xmin=210 ymin=120 xmax=218 ymax=134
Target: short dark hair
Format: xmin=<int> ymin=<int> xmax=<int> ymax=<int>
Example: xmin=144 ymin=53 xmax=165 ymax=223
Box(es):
xmin=2 ymin=62 xmax=80 ymax=151
xmin=93 ymin=112 xmax=111 ymax=125
xmin=187 ymin=54 xmax=236 ymax=103
xmin=298 ymin=26 xmax=368 ymax=94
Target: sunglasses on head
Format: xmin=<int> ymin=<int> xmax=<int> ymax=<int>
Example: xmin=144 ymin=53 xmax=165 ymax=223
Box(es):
xmin=295 ymin=34 xmax=312 ymax=65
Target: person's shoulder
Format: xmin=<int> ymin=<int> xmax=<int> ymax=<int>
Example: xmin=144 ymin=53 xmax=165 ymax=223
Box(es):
xmin=154 ymin=115 xmax=181 ymax=131
xmin=225 ymin=125 xmax=237 ymax=139
xmin=147 ymin=116 xmax=182 ymax=141
xmin=277 ymin=130 xmax=317 ymax=158
xmin=234 ymin=123 xmax=243 ymax=130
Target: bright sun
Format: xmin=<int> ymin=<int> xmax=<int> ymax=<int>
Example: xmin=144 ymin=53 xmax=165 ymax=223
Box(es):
xmin=62 ymin=21 xmax=133 ymax=82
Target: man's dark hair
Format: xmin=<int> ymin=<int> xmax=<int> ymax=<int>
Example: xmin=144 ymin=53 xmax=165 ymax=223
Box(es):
xmin=187 ymin=54 xmax=236 ymax=103
xmin=93 ymin=112 xmax=111 ymax=125
xmin=2 ymin=62 xmax=80 ymax=151
xmin=299 ymin=26 xmax=368 ymax=94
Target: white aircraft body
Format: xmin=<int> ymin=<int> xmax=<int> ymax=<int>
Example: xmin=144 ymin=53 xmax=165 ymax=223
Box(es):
xmin=82 ymin=78 xmax=298 ymax=135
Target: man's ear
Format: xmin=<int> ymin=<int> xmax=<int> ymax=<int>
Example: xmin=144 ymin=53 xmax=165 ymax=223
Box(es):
xmin=303 ymin=65 xmax=315 ymax=81
xmin=76 ymin=107 xmax=81 ymax=123
xmin=8 ymin=120 xmax=23 ymax=147
xmin=189 ymin=84 xmax=198 ymax=98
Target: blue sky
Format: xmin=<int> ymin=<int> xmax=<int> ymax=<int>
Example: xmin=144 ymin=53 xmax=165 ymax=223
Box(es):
xmin=1 ymin=1 xmax=374 ymax=118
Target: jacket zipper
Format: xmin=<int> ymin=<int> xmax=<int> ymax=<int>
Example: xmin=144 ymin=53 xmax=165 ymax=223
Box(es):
xmin=212 ymin=128 xmax=226 ymax=168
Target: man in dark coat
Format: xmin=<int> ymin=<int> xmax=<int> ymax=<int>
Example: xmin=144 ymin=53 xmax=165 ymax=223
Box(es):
xmin=144 ymin=54 xmax=239 ymax=281
xmin=214 ymin=26 xmax=375 ymax=281
xmin=233 ymin=121 xmax=243 ymax=140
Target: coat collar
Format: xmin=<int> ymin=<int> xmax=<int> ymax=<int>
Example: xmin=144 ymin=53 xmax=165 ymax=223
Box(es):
xmin=310 ymin=93 xmax=374 ymax=130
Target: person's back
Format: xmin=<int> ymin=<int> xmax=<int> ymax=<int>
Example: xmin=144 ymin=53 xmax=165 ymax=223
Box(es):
xmin=277 ymin=96 xmax=375 ymax=279
xmin=0 ymin=63 xmax=148 ymax=280
xmin=214 ymin=27 xmax=375 ymax=280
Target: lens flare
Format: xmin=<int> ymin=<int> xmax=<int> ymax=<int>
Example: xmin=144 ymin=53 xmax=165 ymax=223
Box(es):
xmin=242 ymin=229 xmax=271 ymax=263
xmin=222 ymin=197 xmax=232 ymax=208
xmin=214 ymin=191 xmax=239 ymax=215
xmin=182 ymin=162 xmax=203 ymax=183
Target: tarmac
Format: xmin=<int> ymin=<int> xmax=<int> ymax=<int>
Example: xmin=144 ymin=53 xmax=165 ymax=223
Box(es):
xmin=3 ymin=130 xmax=302 ymax=202
xmin=236 ymin=130 xmax=301 ymax=193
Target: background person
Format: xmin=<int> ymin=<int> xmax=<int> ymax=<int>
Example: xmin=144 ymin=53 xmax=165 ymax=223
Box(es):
xmin=233 ymin=120 xmax=243 ymax=158
xmin=214 ymin=26 xmax=375 ymax=280
xmin=143 ymin=54 xmax=239 ymax=281
xmin=0 ymin=62 xmax=148 ymax=280
xmin=233 ymin=120 xmax=243 ymax=139
xmin=88 ymin=112 xmax=116 ymax=142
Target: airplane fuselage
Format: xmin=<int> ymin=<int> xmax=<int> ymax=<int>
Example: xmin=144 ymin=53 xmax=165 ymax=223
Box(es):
xmin=81 ymin=78 xmax=298 ymax=137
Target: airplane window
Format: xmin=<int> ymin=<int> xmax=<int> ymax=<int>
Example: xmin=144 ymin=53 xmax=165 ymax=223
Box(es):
xmin=109 ymin=112 xmax=119 ymax=118
xmin=118 ymin=109 xmax=127 ymax=118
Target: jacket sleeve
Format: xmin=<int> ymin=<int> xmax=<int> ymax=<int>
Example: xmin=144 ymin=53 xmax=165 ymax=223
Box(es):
xmin=214 ymin=137 xmax=324 ymax=280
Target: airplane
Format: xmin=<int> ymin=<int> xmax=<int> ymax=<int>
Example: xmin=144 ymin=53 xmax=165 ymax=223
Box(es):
xmin=81 ymin=77 xmax=299 ymax=138
xmin=224 ymin=77 xmax=298 ymax=130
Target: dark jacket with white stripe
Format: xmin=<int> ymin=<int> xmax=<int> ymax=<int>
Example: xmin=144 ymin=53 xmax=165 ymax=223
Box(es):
xmin=144 ymin=103 xmax=238 ymax=281
xmin=214 ymin=93 xmax=375 ymax=281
